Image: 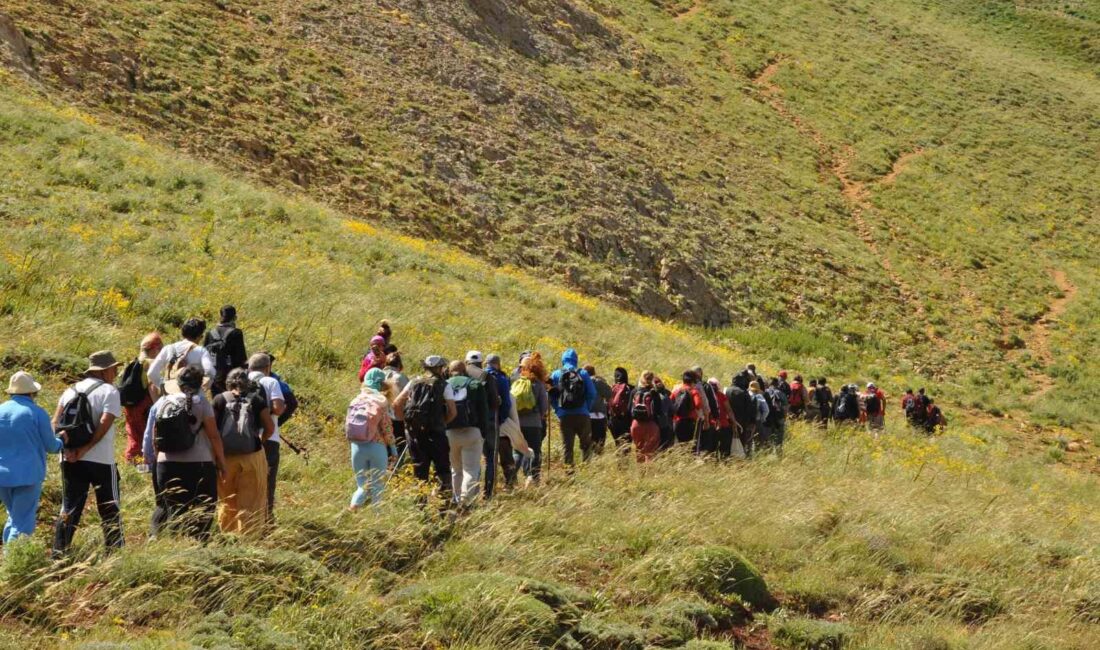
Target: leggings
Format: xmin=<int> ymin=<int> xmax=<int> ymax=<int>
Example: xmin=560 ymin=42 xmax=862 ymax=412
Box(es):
xmin=350 ymin=441 xmax=389 ymax=507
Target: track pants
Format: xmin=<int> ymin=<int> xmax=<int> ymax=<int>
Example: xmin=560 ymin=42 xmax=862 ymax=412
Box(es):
xmin=264 ymin=440 xmax=280 ymax=524
xmin=519 ymin=425 xmax=544 ymax=483
xmin=53 ymin=461 xmax=123 ymax=557
xmin=349 ymin=441 xmax=388 ymax=508
xmin=446 ymin=428 xmax=482 ymax=504
xmin=408 ymin=425 xmax=452 ymax=497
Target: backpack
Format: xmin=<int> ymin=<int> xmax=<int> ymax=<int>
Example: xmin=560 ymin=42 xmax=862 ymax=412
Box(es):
xmin=404 ymin=377 xmax=447 ymax=431
xmin=511 ymin=377 xmax=537 ymax=414
xmin=727 ymin=387 xmax=755 ymax=424
xmin=345 ymin=393 xmax=389 ymax=443
xmin=275 ymin=376 xmax=298 ymax=426
xmin=701 ymin=383 xmax=719 ymax=419
xmin=155 ymin=393 xmax=197 ymax=453
xmin=205 ymin=325 xmax=237 ymax=378
xmin=56 ymin=381 xmax=106 ymax=449
xmin=118 ymin=359 xmax=147 ymax=407
xmin=219 ymin=390 xmax=262 ymax=455
xmin=788 ymin=382 xmax=805 ymax=408
xmin=815 ymin=386 xmax=833 ymax=412
xmin=631 ymin=389 xmax=656 ymax=422
xmin=162 ymin=343 xmax=195 ymax=393
xmin=865 ymin=392 xmax=882 ymax=415
xmin=608 ymin=383 xmax=633 ymax=419
xmin=447 ymin=376 xmax=479 ymax=430
xmin=673 ymin=388 xmax=695 ymax=418
xmin=766 ymin=388 xmax=787 ymax=423
xmin=559 ymin=370 xmax=586 ymax=410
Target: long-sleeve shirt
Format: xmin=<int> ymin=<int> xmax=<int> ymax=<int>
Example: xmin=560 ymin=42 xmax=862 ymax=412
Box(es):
xmin=147 ymin=340 xmax=216 ymax=386
xmin=669 ymin=384 xmax=704 ymax=424
xmin=0 ymin=396 xmax=63 ymax=486
xmin=752 ymin=393 xmax=770 ymax=424
xmin=204 ymin=323 xmax=247 ymax=371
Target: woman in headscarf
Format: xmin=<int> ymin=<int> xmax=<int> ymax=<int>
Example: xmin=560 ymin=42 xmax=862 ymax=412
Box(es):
xmin=346 ymin=368 xmax=397 ymax=510
xmin=357 ymin=335 xmax=388 ymax=383
xmin=628 ymin=371 xmax=662 ymax=463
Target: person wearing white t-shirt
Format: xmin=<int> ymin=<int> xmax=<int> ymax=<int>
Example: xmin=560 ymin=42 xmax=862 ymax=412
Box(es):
xmin=147 ymin=318 xmax=216 ymax=398
xmin=248 ymin=353 xmax=285 ymax=523
xmin=51 ymin=350 xmax=124 ymax=557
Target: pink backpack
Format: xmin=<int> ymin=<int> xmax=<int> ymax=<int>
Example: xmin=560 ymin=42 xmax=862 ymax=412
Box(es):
xmin=345 ymin=393 xmax=390 ymax=443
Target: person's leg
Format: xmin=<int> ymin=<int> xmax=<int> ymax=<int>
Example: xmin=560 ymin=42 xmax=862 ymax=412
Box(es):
xmin=393 ymin=420 xmax=407 ymax=457
xmin=156 ymin=461 xmax=192 ymax=536
xmin=446 ymin=432 xmax=464 ymax=500
xmin=52 ymin=461 xmax=90 ymax=557
xmin=0 ymin=487 xmax=12 ymax=543
xmin=717 ymin=426 xmax=732 ymax=458
xmin=217 ymin=453 xmax=243 ymax=532
xmin=350 ymin=442 xmax=372 ymax=509
xmin=234 ymin=450 xmax=268 ymax=534
xmin=408 ymin=425 xmax=431 ymax=484
xmin=150 ymin=460 xmax=168 ymax=537
xmin=89 ymin=463 xmax=124 ymax=551
xmin=498 ymin=436 xmax=516 ymax=489
xmin=589 ymin=417 xmax=606 ymax=455
xmin=429 ymin=429 xmax=452 ymax=499
xmin=263 ymin=440 xmax=280 ymax=524
xmin=482 ymin=423 xmax=498 ymax=499
xmin=520 ymin=425 xmax=543 ymax=483
xmin=193 ymin=463 xmax=218 ymax=542
xmin=363 ymin=441 xmax=389 ymax=505
xmin=460 ymin=432 xmax=483 ymax=504
xmin=559 ymin=417 xmax=576 ymax=466
xmin=2 ymin=484 xmax=43 ymax=543
xmin=575 ymin=416 xmax=593 ymax=462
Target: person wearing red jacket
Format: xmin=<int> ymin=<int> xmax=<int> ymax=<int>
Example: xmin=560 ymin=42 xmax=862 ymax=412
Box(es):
xmin=708 ymin=378 xmax=737 ymax=459
xmin=863 ymin=382 xmax=886 ymax=433
xmin=669 ymin=372 xmax=704 ymax=446
xmin=357 ymin=335 xmax=387 ymax=383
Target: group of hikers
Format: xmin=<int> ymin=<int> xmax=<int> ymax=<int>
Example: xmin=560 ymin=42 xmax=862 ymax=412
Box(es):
xmin=0 ymin=311 xmax=946 ymax=551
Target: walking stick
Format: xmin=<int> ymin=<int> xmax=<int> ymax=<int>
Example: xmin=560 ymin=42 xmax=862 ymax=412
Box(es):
xmin=383 ymin=446 xmax=409 ymax=488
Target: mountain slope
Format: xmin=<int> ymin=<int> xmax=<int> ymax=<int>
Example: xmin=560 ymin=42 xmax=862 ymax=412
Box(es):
xmin=0 ymin=76 xmax=1097 ymax=650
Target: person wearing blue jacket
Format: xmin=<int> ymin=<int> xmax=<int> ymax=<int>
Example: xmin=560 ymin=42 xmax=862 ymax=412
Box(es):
xmin=0 ymin=372 xmax=64 ymax=544
xmin=549 ymin=348 xmax=597 ymax=467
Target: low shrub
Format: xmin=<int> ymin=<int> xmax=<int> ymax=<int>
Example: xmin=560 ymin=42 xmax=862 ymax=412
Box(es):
xmin=641 ymin=545 xmax=777 ymax=613
xmin=772 ymin=617 xmax=853 ymax=650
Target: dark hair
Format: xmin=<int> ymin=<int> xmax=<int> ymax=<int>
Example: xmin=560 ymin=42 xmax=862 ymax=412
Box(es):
xmin=819 ymin=377 xmax=828 ymax=385
xmin=387 ymin=352 xmax=403 ymax=371
xmin=906 ymin=388 xmax=913 ymax=393
xmin=220 ymin=305 xmax=236 ymax=323
xmin=918 ymin=387 xmax=925 ymax=394
xmin=181 ymin=318 xmax=206 ymax=341
xmin=769 ymin=377 xmax=779 ymax=387
xmin=809 ymin=379 xmax=817 ymax=386
xmin=794 ymin=375 xmax=803 ymax=383
xmin=226 ymin=367 xmax=251 ymax=392
xmin=383 ymin=343 xmax=399 ymax=355
xmin=583 ymin=365 xmax=596 ymax=376
xmin=681 ymin=371 xmax=696 ymax=384
xmin=177 ymin=365 xmax=205 ymax=393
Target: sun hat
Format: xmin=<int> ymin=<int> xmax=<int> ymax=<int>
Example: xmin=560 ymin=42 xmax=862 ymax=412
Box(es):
xmin=465 ymin=350 xmax=483 ymax=365
xmin=423 ymin=355 xmax=447 ymax=370
xmin=87 ymin=350 xmax=122 ymax=372
xmin=363 ymin=368 xmax=387 ymax=391
xmin=6 ymin=371 xmax=42 ymax=395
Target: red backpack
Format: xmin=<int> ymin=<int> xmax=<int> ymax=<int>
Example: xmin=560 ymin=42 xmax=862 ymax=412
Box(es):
xmin=789 ymin=381 xmax=805 ymax=407
xmin=608 ymin=383 xmax=633 ymax=419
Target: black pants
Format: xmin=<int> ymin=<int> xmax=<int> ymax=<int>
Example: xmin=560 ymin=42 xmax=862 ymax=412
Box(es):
xmin=408 ymin=426 xmax=451 ymax=496
xmin=609 ymin=416 xmax=632 ymax=446
xmin=53 ymin=461 xmax=123 ymax=557
xmin=717 ymin=426 xmax=735 ymax=458
xmin=698 ymin=427 xmax=718 ymax=454
xmin=393 ymin=420 xmax=407 ymax=456
xmin=156 ymin=461 xmax=218 ymax=541
xmin=735 ymin=420 xmax=756 ymax=457
xmin=674 ymin=419 xmax=697 ymax=445
xmin=659 ymin=424 xmax=674 ymax=450
xmin=264 ymin=440 xmax=280 ymax=523
xmin=483 ymin=421 xmax=498 ymax=499
xmin=149 ymin=460 xmax=169 ymax=537
xmin=590 ymin=417 xmax=608 ymax=454
xmin=498 ymin=436 xmax=517 ymax=489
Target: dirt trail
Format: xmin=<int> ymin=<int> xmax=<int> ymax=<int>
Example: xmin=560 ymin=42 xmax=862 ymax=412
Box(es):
xmin=673 ymin=0 xmax=705 ymax=22
xmin=752 ymin=59 xmax=930 ymax=322
xmin=1024 ymin=269 xmax=1076 ymax=395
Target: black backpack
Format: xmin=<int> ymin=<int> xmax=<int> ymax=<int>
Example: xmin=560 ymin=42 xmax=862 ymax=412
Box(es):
xmin=446 ymin=377 xmax=484 ymax=430
xmin=815 ymin=386 xmax=833 ymax=412
xmin=404 ymin=377 xmax=446 ymax=431
xmin=673 ymin=389 xmax=695 ymax=418
xmin=631 ymin=389 xmax=656 ymax=422
xmin=766 ymin=388 xmax=787 ymax=423
xmin=205 ymin=325 xmax=237 ymax=377
xmin=56 ymin=381 xmax=105 ymax=449
xmin=865 ymin=392 xmax=881 ymax=414
xmin=727 ymin=387 xmax=755 ymax=424
xmin=559 ymin=370 xmax=586 ymax=410
xmin=701 ymin=383 xmax=719 ymax=419
xmin=154 ymin=393 xmax=198 ymax=453
xmin=118 ymin=359 xmax=147 ymax=407
xmin=218 ymin=390 xmax=262 ymax=455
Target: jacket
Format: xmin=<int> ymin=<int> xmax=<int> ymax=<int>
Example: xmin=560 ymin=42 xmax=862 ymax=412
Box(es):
xmin=0 ymin=396 xmax=63 ymax=486
xmin=549 ymin=349 xmax=596 ymax=418
xmin=669 ymin=384 xmax=704 ymax=424
xmin=486 ymin=367 xmax=512 ymax=425
xmin=751 ymin=392 xmax=770 ymax=424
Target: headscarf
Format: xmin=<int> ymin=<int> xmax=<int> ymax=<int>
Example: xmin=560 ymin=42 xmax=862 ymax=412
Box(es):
xmin=363 ymin=367 xmax=387 ymax=391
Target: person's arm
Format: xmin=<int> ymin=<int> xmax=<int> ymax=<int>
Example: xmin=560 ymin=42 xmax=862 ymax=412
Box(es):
xmin=229 ymin=329 xmax=247 ymax=369
xmin=200 ymin=348 xmax=216 ymax=380
xmin=393 ymin=389 xmax=409 ymax=420
xmin=37 ymin=408 xmax=63 ymax=454
xmin=259 ymin=406 xmax=275 ymax=442
xmin=147 ymin=348 xmax=168 ymax=390
xmin=266 ymin=380 xmax=286 ymax=416
xmin=444 ymin=399 xmax=457 ymax=425
xmin=143 ymin=402 xmax=158 ymax=463
xmin=71 ymin=411 xmax=117 ymax=462
xmin=202 ymin=414 xmax=227 ymax=479
xmin=584 ymin=375 xmax=597 ymax=411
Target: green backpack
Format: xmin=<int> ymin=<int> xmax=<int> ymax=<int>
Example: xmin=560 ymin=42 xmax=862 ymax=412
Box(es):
xmin=511 ymin=377 xmax=537 ymax=414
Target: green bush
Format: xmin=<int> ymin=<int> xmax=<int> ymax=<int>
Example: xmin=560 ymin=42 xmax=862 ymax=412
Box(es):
xmin=772 ymin=617 xmax=853 ymax=650
xmin=188 ymin=611 xmax=298 ymax=650
xmin=0 ymin=537 xmax=51 ymax=614
xmin=644 ymin=545 xmax=777 ymax=613
xmin=573 ymin=616 xmax=647 ymax=650
xmin=641 ymin=598 xmax=722 ymax=646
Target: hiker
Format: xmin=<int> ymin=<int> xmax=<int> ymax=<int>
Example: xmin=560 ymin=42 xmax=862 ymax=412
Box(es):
xmin=629 ymin=372 xmax=662 ymax=462
xmin=247 ymin=353 xmax=287 ymax=523
xmin=357 ymin=335 xmax=388 ymax=383
xmin=147 ymin=365 xmax=226 ymax=540
xmin=652 ymin=376 xmax=674 ymax=450
xmin=813 ymin=378 xmax=834 ymax=430
xmin=147 ymin=318 xmax=216 ymax=398
xmin=549 ymin=349 xmax=597 ymax=467
xmin=788 ymin=374 xmax=809 ymax=419
xmin=608 ymin=367 xmax=635 ymax=449
xmin=213 ymin=368 xmax=273 ymax=533
xmin=763 ymin=378 xmax=789 ymax=449
xmin=120 ymin=332 xmax=162 ymax=466
xmin=464 ymin=351 xmax=502 ymax=498
xmin=512 ymin=352 xmax=550 ymax=486
xmin=393 ymin=355 xmax=456 ymax=503
xmin=708 ymin=378 xmax=739 ymax=459
xmin=586 ymin=366 xmax=612 ymax=454
xmin=383 ymin=352 xmax=410 ymax=456
xmin=833 ymin=384 xmax=859 ymax=425
xmin=748 ymin=382 xmax=771 ymax=448
xmin=911 ymin=388 xmax=929 ymax=428
xmin=0 ymin=372 xmax=64 ymax=543
xmin=863 ymin=382 xmax=886 ymax=433
xmin=376 ymin=319 xmax=393 ymax=345
xmin=445 ymin=360 xmax=491 ymax=505
xmin=804 ymin=378 xmax=820 ymax=422
xmin=693 ymin=366 xmax=718 ymax=454
xmin=51 ymin=351 xmax=125 ymax=557
xmin=486 ymin=354 xmax=518 ymax=490
xmin=777 ymin=371 xmax=792 ymax=400
xmin=344 ymin=368 xmax=397 ymax=510
xmin=924 ymin=399 xmax=947 ymax=434
xmin=901 ymin=388 xmax=917 ymax=425
xmin=204 ymin=305 xmax=247 ymax=395
xmin=669 ymin=371 xmax=704 ymax=446
xmin=725 ymin=379 xmax=757 ymax=456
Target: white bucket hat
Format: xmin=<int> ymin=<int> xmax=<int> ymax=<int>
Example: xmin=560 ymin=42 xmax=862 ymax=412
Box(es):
xmin=465 ymin=350 xmax=483 ymax=365
xmin=6 ymin=371 xmax=42 ymax=395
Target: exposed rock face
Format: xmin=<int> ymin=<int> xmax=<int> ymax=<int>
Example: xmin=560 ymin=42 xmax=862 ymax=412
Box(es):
xmin=0 ymin=13 xmax=35 ymax=76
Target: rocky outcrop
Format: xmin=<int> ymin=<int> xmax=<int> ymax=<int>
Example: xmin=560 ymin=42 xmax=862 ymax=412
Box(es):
xmin=0 ymin=13 xmax=35 ymax=76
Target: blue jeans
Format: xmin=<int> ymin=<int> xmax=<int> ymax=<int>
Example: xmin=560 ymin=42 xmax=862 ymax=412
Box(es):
xmin=518 ymin=424 xmax=544 ymax=483
xmin=350 ymin=441 xmax=388 ymax=507
xmin=0 ymin=484 xmax=43 ymax=544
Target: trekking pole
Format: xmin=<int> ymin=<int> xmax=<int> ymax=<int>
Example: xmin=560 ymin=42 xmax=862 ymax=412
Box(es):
xmin=383 ymin=446 xmax=409 ymax=488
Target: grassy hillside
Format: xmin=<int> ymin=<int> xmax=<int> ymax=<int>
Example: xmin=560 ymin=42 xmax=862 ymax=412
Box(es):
xmin=0 ymin=68 xmax=1098 ymax=650
xmin=1 ymin=0 xmax=1097 ymax=434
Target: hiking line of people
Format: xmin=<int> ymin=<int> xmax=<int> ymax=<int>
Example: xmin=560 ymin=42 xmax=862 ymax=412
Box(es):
xmin=0 ymin=314 xmax=946 ymax=549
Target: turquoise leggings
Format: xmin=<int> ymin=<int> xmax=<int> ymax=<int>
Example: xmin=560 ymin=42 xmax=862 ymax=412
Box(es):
xmin=350 ymin=441 xmax=388 ymax=507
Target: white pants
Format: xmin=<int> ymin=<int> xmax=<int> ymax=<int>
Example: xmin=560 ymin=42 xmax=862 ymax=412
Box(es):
xmin=446 ymin=427 xmax=483 ymax=504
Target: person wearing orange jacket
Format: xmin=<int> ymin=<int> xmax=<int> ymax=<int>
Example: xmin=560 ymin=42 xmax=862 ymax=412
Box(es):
xmin=669 ymin=371 xmax=705 ymax=446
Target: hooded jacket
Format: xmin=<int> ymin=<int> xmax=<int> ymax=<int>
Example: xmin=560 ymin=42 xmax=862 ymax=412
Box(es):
xmin=549 ymin=349 xmax=597 ymax=418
